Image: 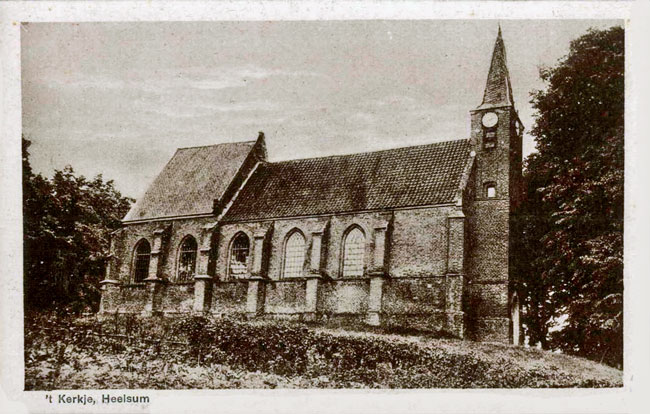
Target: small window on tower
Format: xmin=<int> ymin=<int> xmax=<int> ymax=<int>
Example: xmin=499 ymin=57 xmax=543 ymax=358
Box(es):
xmin=484 ymin=130 xmax=497 ymax=149
xmin=486 ymin=184 xmax=497 ymax=198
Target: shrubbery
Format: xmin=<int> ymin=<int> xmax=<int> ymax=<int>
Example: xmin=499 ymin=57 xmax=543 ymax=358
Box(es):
xmin=25 ymin=313 xmax=622 ymax=389
xmin=171 ymin=316 xmax=620 ymax=388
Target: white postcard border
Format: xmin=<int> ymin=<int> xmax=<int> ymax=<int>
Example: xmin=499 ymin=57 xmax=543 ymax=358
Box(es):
xmin=1 ymin=1 xmax=647 ymax=413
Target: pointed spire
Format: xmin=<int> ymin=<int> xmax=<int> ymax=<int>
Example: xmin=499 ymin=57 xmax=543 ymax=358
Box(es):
xmin=479 ymin=26 xmax=514 ymax=109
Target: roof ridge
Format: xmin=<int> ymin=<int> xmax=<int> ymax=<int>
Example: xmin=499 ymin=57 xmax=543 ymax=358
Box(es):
xmin=224 ymin=136 xmax=473 ymax=221
xmin=269 ymin=138 xmax=470 ymax=165
xmin=177 ymin=140 xmax=256 ymax=151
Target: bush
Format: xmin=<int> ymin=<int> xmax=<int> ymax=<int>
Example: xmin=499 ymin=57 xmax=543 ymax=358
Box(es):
xmin=24 ymin=313 xmax=622 ymax=389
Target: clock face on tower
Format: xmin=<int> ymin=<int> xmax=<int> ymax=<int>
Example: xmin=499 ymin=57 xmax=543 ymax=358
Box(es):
xmin=481 ymin=112 xmax=498 ymax=128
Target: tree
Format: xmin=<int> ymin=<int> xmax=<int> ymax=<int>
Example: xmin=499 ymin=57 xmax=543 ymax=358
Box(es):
xmin=515 ymin=26 xmax=624 ymax=367
xmin=23 ymin=137 xmax=134 ymax=312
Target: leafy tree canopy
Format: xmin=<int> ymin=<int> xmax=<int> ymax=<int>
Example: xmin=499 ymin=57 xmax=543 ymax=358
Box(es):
xmin=23 ymin=137 xmax=134 ymax=313
xmin=515 ymin=26 xmax=624 ymax=368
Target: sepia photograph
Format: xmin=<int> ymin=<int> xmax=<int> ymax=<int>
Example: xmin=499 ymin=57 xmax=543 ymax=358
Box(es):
xmin=0 ymin=0 xmax=643 ymax=410
xmin=17 ymin=18 xmax=627 ymax=393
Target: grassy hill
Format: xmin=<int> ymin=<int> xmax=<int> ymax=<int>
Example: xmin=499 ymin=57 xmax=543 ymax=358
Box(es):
xmin=312 ymin=325 xmax=622 ymax=388
xmin=24 ymin=313 xmax=622 ymax=389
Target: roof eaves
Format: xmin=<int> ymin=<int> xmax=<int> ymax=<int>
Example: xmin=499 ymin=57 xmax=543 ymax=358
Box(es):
xmin=221 ymin=201 xmax=459 ymax=224
xmin=122 ymin=212 xmax=216 ymax=225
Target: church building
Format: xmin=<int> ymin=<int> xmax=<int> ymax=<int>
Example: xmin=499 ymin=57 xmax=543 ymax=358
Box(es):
xmin=99 ymin=28 xmax=524 ymax=344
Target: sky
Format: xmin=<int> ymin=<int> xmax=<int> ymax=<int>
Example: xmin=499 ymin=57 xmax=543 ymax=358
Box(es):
xmin=21 ymin=20 xmax=621 ymax=199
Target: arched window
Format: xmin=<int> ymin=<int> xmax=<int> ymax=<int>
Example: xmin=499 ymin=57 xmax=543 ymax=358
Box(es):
xmin=177 ymin=236 xmax=197 ymax=282
xmin=283 ymin=230 xmax=305 ymax=278
xmin=133 ymin=239 xmax=151 ymax=283
xmin=342 ymin=227 xmax=365 ymax=278
xmin=228 ymin=232 xmax=250 ymax=279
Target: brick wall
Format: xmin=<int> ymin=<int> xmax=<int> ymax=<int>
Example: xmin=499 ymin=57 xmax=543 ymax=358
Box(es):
xmin=104 ymin=203 xmax=468 ymax=334
xmin=323 ymin=213 xmax=391 ymax=278
xmin=110 ymin=216 xmax=217 ymax=283
xmin=211 ymin=280 xmax=248 ymax=315
xmin=218 ymin=206 xmax=459 ymax=281
xmin=467 ymin=283 xmax=509 ymax=318
xmin=159 ymin=283 xmax=194 ymax=314
xmin=219 ymin=212 xmax=394 ymax=280
xmin=390 ymin=207 xmax=458 ymax=277
xmin=382 ymin=277 xmax=445 ymax=314
xmin=464 ymin=105 xmax=520 ymax=343
xmin=216 ymin=221 xmax=272 ymax=280
xmin=465 ymin=200 xmax=509 ymax=282
xmin=99 ymin=274 xmax=463 ymax=335
xmin=99 ymin=285 xmax=148 ymax=314
xmin=464 ymin=197 xmax=510 ymax=342
xmin=319 ymin=279 xmax=370 ymax=315
xmin=264 ymin=280 xmax=308 ymax=314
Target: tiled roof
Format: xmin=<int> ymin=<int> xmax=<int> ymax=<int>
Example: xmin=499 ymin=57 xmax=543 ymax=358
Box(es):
xmin=223 ymin=139 xmax=472 ymax=221
xmin=479 ymin=26 xmax=514 ymax=109
xmin=123 ymin=141 xmax=256 ymax=221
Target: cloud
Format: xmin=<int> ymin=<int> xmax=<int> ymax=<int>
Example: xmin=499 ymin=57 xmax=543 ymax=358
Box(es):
xmin=136 ymin=99 xmax=283 ymax=119
xmin=38 ymin=65 xmax=327 ymax=94
xmin=42 ymin=75 xmax=127 ymax=91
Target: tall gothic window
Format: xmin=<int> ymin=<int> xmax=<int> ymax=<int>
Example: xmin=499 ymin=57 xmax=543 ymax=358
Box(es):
xmin=133 ymin=239 xmax=151 ymax=283
xmin=283 ymin=230 xmax=305 ymax=278
xmin=228 ymin=232 xmax=250 ymax=279
xmin=177 ymin=236 xmax=197 ymax=282
xmin=342 ymin=227 xmax=365 ymax=278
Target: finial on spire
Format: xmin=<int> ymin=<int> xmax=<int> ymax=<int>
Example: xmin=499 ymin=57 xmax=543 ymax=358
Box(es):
xmin=478 ymin=25 xmax=514 ymax=109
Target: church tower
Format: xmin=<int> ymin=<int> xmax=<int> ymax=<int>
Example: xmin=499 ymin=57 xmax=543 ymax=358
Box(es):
xmin=466 ymin=27 xmax=523 ymax=344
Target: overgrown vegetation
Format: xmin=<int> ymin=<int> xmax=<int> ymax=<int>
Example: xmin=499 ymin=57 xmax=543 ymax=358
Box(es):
xmin=514 ymin=26 xmax=624 ymax=368
xmin=23 ymin=138 xmax=133 ymax=313
xmin=25 ymin=313 xmax=622 ymax=390
xmin=22 ymin=26 xmax=625 ymax=381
